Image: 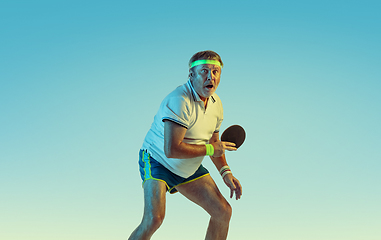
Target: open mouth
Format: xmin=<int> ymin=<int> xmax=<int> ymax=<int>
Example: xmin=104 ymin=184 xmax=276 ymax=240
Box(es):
xmin=206 ymin=84 xmax=214 ymax=89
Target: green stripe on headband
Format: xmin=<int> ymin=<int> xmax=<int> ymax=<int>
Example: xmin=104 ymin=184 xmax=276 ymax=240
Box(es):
xmin=190 ymin=59 xmax=222 ymax=68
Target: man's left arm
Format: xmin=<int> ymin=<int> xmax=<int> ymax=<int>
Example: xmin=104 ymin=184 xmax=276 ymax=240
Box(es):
xmin=209 ymin=132 xmax=243 ymax=200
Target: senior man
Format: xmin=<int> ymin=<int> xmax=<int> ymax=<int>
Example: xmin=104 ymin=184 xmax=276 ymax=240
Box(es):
xmin=128 ymin=50 xmax=242 ymax=240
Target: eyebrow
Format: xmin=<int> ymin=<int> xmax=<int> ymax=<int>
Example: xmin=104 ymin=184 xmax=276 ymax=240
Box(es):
xmin=200 ymin=65 xmax=220 ymax=70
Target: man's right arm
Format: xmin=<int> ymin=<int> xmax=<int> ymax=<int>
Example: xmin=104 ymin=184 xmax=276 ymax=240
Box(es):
xmin=164 ymin=120 xmax=206 ymax=159
xmin=163 ymin=120 xmax=236 ymax=159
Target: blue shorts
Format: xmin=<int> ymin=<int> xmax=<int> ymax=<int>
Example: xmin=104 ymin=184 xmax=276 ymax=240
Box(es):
xmin=139 ymin=149 xmax=209 ymax=194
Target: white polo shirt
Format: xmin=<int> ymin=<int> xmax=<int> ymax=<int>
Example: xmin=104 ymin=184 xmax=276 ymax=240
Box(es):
xmin=141 ymin=79 xmax=223 ymax=178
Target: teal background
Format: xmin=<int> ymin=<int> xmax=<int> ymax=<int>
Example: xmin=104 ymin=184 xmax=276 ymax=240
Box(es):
xmin=1 ymin=1 xmax=380 ymax=239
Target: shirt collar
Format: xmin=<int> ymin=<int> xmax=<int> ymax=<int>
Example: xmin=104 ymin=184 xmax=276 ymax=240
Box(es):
xmin=187 ymin=79 xmax=216 ymax=103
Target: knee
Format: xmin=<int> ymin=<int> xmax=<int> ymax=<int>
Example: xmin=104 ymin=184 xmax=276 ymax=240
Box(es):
xmin=222 ymin=202 xmax=232 ymax=221
xmin=129 ymin=214 xmax=165 ymax=240
xmin=151 ymin=214 xmax=165 ymax=229
xmin=212 ymin=201 xmax=232 ymax=222
xmin=144 ymin=213 xmax=165 ymax=232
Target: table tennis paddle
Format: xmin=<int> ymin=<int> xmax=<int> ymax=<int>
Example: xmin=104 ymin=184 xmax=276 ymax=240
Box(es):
xmin=221 ymin=125 xmax=246 ymax=149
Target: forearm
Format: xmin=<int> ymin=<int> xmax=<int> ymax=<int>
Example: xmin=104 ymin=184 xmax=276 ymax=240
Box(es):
xmin=165 ymin=142 xmax=207 ymax=159
xmin=210 ymin=154 xmax=228 ymax=172
xmin=209 ymin=132 xmax=229 ymax=171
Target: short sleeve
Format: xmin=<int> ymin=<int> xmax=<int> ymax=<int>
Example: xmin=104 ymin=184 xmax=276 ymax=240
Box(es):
xmin=214 ymin=95 xmax=224 ymax=132
xmin=215 ymin=117 xmax=223 ymax=132
xmin=161 ymin=96 xmax=191 ymax=128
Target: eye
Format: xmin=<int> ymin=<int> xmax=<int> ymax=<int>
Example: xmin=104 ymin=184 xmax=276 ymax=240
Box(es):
xmin=213 ymin=70 xmax=219 ymax=75
xmin=201 ymin=69 xmax=208 ymax=73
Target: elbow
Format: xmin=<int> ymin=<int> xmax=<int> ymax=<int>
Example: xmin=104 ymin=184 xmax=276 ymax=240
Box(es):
xmin=164 ymin=148 xmax=172 ymax=158
xmin=164 ymin=144 xmax=177 ymax=158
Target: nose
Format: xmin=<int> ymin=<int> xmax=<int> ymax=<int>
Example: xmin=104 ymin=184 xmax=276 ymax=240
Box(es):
xmin=207 ymin=71 xmax=213 ymax=81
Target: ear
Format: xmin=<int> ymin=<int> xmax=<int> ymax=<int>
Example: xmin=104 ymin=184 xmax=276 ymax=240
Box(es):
xmin=188 ymin=70 xmax=194 ymax=79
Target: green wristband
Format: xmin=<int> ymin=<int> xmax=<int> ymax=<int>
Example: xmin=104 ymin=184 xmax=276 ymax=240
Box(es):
xmin=205 ymin=144 xmax=214 ymax=156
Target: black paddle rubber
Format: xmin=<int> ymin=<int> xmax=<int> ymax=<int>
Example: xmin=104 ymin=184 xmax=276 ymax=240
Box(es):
xmin=220 ymin=125 xmax=246 ymax=149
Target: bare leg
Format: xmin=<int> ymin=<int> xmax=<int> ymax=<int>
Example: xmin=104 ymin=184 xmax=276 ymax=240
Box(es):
xmin=176 ymin=175 xmax=232 ymax=240
xmin=128 ymin=180 xmax=167 ymax=240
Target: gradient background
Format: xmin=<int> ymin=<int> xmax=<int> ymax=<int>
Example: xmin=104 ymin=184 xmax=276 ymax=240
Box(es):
xmin=1 ymin=1 xmax=380 ymax=239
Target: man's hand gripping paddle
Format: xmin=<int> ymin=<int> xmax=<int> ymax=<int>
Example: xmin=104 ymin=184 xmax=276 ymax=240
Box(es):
xmin=221 ymin=125 xmax=246 ymax=149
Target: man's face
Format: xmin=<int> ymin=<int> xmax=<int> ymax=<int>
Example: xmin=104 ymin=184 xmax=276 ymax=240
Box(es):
xmin=190 ymin=64 xmax=221 ymax=101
